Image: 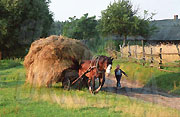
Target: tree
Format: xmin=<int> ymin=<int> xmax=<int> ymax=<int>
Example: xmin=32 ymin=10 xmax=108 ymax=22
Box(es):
xmin=17 ymin=0 xmax=53 ymax=42
xmin=0 ymin=0 xmax=53 ymax=58
xmin=63 ymin=13 xmax=98 ymax=40
xmin=0 ymin=1 xmax=8 ymax=44
xmin=98 ymin=0 xmax=155 ymax=46
xmin=98 ymin=0 xmax=136 ymax=46
xmin=63 ymin=16 xmax=78 ymax=39
xmin=49 ymin=21 xmax=63 ymax=36
xmin=131 ymin=10 xmax=156 ymax=39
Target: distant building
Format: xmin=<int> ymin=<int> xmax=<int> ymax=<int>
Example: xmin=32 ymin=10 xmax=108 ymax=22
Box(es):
xmin=148 ymin=15 xmax=180 ymax=44
xmin=113 ymin=15 xmax=180 ymax=45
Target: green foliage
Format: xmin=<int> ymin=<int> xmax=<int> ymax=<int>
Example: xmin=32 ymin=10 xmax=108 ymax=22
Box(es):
xmin=62 ymin=13 xmax=98 ymax=40
xmin=98 ymin=0 xmax=136 ymax=37
xmin=85 ymin=37 xmax=113 ymax=55
xmin=49 ymin=21 xmax=63 ymax=35
xmin=0 ymin=2 xmax=8 ymax=39
xmin=131 ymin=11 xmax=157 ymax=38
xmin=0 ymin=0 xmax=53 ymax=58
xmin=98 ymin=0 xmax=156 ymax=44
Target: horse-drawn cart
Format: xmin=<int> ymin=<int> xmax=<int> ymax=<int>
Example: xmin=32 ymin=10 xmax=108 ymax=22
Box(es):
xmin=24 ymin=35 xmax=113 ymax=93
xmin=24 ymin=35 xmax=91 ymax=86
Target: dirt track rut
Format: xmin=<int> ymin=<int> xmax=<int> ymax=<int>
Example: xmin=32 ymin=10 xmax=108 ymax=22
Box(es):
xmin=102 ymin=75 xmax=180 ymax=110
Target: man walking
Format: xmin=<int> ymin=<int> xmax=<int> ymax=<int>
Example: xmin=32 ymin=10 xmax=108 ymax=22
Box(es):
xmin=114 ymin=64 xmax=128 ymax=88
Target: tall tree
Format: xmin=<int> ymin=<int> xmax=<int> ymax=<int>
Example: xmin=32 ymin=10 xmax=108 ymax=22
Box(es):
xmin=0 ymin=1 xmax=8 ymax=44
xmin=0 ymin=0 xmax=53 ymax=58
xmin=17 ymin=0 xmax=53 ymax=43
xmin=98 ymin=0 xmax=136 ymax=46
xmin=63 ymin=13 xmax=98 ymax=40
xmin=98 ymin=0 xmax=155 ymax=47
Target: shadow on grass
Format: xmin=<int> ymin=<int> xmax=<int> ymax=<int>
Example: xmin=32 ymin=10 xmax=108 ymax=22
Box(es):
xmin=79 ymin=106 xmax=123 ymax=115
xmin=0 ymin=80 xmax=24 ymax=88
xmin=0 ymin=60 xmax=22 ymax=70
xmin=79 ymin=106 xmax=109 ymax=111
xmin=102 ymin=86 xmax=180 ymax=99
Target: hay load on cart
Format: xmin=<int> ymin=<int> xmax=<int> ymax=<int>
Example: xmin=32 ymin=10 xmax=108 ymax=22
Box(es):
xmin=24 ymin=35 xmax=92 ymax=88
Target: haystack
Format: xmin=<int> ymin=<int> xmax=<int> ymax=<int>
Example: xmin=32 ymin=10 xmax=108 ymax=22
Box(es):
xmin=24 ymin=35 xmax=92 ymax=87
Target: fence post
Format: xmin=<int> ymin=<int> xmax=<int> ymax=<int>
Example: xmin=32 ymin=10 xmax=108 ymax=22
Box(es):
xmin=119 ymin=44 xmax=123 ymax=57
xmin=176 ymin=44 xmax=180 ymax=56
xmin=135 ymin=45 xmax=137 ymax=60
xmin=151 ymin=48 xmax=153 ymax=63
xmin=142 ymin=40 xmax=145 ymax=65
xmin=159 ymin=48 xmax=163 ymax=69
xmin=128 ymin=42 xmax=131 ymax=57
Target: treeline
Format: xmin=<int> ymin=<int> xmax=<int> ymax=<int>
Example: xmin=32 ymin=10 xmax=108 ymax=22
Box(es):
xmin=0 ymin=0 xmax=155 ymax=58
xmin=53 ymin=0 xmax=156 ymax=53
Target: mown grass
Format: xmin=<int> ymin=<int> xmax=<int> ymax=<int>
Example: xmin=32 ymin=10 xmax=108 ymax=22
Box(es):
xmin=0 ymin=59 xmax=22 ymax=70
xmin=0 ymin=59 xmax=180 ymax=117
xmin=112 ymin=58 xmax=180 ymax=95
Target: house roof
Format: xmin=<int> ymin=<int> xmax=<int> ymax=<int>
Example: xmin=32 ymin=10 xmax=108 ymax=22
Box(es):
xmin=149 ymin=19 xmax=180 ymax=41
xmin=108 ymin=18 xmax=180 ymax=41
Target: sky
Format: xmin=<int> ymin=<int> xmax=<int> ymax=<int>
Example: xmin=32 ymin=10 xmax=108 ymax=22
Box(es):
xmin=49 ymin=0 xmax=180 ymax=21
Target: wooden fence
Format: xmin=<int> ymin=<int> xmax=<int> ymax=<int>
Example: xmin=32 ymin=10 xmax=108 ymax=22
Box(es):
xmin=108 ymin=43 xmax=180 ymax=70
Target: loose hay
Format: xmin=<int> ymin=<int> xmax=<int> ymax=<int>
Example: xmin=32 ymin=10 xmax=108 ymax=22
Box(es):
xmin=24 ymin=35 xmax=92 ymax=87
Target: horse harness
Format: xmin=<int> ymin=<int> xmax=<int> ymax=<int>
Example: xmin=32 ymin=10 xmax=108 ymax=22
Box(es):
xmin=71 ymin=56 xmax=105 ymax=85
xmin=90 ymin=56 xmax=106 ymax=74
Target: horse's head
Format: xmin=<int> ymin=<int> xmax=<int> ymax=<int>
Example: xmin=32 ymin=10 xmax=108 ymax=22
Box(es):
xmin=105 ymin=57 xmax=114 ymax=74
xmin=98 ymin=56 xmax=113 ymax=74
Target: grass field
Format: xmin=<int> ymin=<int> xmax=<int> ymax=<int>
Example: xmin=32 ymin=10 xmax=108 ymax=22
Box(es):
xmin=0 ymin=59 xmax=180 ymax=117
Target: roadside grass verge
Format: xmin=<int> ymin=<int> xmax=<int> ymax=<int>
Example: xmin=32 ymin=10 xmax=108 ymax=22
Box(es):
xmin=0 ymin=59 xmax=180 ymax=116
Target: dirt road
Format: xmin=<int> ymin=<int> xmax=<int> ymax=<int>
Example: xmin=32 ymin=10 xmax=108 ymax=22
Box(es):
xmin=102 ymin=75 xmax=180 ymax=110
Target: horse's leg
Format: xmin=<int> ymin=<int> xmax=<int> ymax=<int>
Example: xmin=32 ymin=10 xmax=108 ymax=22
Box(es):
xmin=92 ymin=76 xmax=96 ymax=92
xmin=95 ymin=74 xmax=105 ymax=93
xmin=99 ymin=78 xmax=101 ymax=86
xmin=78 ymin=78 xmax=82 ymax=90
xmin=62 ymin=77 xmax=70 ymax=90
xmin=95 ymin=78 xmax=102 ymax=93
xmin=98 ymin=75 xmax=105 ymax=86
xmin=102 ymin=74 xmax=105 ymax=86
xmin=88 ymin=78 xmax=93 ymax=94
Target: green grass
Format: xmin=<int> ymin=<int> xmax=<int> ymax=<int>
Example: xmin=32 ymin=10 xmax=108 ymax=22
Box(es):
xmin=0 ymin=59 xmax=25 ymax=88
xmin=0 ymin=58 xmax=22 ymax=70
xmin=0 ymin=59 xmax=180 ymax=117
xmin=112 ymin=58 xmax=180 ymax=95
xmin=162 ymin=61 xmax=180 ymax=72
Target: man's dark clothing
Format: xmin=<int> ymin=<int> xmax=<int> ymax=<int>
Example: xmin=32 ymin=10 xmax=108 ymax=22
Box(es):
xmin=114 ymin=68 xmax=127 ymax=87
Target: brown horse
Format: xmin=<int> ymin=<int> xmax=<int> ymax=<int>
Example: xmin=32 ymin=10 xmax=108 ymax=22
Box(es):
xmin=78 ymin=56 xmax=113 ymax=93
